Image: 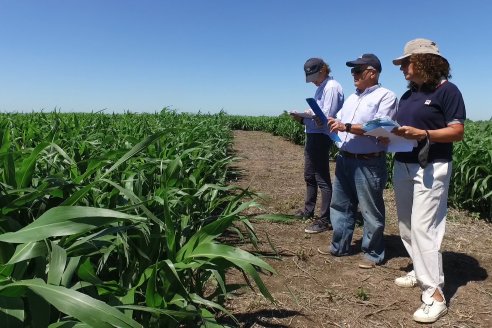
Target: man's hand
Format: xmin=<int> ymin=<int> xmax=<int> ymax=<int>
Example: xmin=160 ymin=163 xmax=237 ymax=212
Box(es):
xmin=328 ymin=118 xmax=345 ymax=133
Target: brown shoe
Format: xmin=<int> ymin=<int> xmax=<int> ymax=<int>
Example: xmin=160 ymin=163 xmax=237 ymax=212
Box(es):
xmin=358 ymin=258 xmax=376 ymax=269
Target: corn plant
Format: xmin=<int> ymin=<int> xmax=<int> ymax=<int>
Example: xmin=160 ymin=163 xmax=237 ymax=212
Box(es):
xmin=450 ymin=120 xmax=492 ymax=218
xmin=0 ymin=110 xmax=276 ymax=327
xmin=226 ymin=114 xmax=492 ymax=219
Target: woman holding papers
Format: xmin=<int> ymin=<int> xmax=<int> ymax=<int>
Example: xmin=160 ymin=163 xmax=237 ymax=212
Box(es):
xmin=391 ymin=38 xmax=466 ymax=324
xmin=290 ymin=58 xmax=344 ymax=234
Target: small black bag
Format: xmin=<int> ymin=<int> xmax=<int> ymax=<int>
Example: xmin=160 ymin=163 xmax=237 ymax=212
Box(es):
xmin=417 ymin=131 xmax=430 ymax=168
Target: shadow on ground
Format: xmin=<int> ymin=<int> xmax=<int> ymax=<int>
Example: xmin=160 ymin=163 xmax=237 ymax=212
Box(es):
xmin=341 ymin=234 xmax=408 ymax=260
xmin=384 ymin=234 xmax=410 ymax=262
xmin=218 ymin=309 xmax=304 ymax=328
xmin=443 ymin=251 xmax=488 ymax=303
xmin=382 ymin=235 xmax=488 ymax=303
xmin=382 ymin=235 xmax=488 ymax=304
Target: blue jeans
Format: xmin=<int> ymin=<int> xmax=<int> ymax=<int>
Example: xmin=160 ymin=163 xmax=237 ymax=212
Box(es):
xmin=330 ymin=153 xmax=387 ymax=264
xmin=304 ymin=133 xmax=332 ymax=220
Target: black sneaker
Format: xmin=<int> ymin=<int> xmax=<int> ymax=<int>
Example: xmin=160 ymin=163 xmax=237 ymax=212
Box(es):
xmin=293 ymin=209 xmax=313 ymax=220
xmin=304 ymin=219 xmax=332 ymax=234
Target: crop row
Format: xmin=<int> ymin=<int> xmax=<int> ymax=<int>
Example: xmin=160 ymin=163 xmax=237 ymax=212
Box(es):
xmin=0 ymin=110 xmax=274 ymax=327
xmin=0 ymin=109 xmax=488 ymax=327
xmin=226 ymin=114 xmax=492 ymax=219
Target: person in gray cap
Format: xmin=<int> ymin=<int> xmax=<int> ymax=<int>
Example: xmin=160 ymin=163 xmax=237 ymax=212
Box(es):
xmin=320 ymin=54 xmax=397 ymax=269
xmin=391 ymin=38 xmax=466 ymax=324
xmin=290 ymin=58 xmax=344 ymax=233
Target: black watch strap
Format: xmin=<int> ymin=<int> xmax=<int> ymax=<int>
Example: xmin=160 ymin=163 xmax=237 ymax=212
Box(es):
xmin=345 ymin=123 xmax=352 ymax=133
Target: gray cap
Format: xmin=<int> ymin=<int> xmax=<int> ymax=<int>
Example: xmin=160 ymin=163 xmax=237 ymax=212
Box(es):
xmin=304 ymin=58 xmax=325 ymax=83
xmin=393 ymin=38 xmax=445 ymax=65
xmin=346 ymin=53 xmax=382 ymax=73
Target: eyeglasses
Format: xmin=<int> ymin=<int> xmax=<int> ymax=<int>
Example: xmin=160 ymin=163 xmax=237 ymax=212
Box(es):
xmin=350 ymin=66 xmax=376 ymax=74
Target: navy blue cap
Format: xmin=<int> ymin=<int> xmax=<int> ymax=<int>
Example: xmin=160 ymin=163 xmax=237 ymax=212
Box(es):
xmin=346 ymin=53 xmax=382 ymax=73
xmin=304 ymin=58 xmax=325 ymax=83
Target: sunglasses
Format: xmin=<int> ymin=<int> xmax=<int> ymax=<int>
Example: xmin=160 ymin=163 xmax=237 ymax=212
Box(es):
xmin=350 ymin=66 xmax=374 ymax=74
xmin=400 ymin=58 xmax=411 ymax=66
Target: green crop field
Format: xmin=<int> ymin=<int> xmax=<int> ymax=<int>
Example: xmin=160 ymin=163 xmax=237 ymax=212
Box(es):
xmin=0 ymin=110 xmax=489 ymax=327
xmin=0 ymin=110 xmax=274 ymax=327
xmin=226 ymin=114 xmax=492 ymax=218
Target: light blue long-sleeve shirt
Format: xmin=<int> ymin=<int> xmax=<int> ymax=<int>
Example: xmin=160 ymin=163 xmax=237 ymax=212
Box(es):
xmin=304 ymin=77 xmax=344 ymax=134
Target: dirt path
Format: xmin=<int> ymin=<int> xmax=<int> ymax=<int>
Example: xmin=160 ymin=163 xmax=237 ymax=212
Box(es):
xmin=224 ymin=130 xmax=492 ymax=328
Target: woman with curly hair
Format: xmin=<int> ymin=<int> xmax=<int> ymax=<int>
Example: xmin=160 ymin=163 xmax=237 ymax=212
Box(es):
xmin=391 ymin=38 xmax=466 ymax=323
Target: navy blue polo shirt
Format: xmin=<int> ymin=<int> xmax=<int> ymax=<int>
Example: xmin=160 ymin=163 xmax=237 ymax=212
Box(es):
xmin=394 ymin=81 xmax=466 ymax=163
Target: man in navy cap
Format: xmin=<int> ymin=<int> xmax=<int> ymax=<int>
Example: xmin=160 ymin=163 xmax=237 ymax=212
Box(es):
xmin=320 ymin=54 xmax=397 ymax=269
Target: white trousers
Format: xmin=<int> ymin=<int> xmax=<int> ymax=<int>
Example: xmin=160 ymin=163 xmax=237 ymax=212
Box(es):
xmin=393 ymin=161 xmax=451 ymax=304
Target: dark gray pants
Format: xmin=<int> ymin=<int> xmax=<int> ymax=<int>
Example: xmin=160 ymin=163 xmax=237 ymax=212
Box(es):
xmin=304 ymin=133 xmax=332 ymax=221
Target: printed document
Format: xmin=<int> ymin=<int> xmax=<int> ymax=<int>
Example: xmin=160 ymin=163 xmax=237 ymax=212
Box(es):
xmin=364 ymin=126 xmax=417 ymax=152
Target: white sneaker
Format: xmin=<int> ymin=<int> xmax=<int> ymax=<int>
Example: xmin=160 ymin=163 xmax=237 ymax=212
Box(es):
xmin=394 ymin=271 xmax=417 ymax=288
xmin=413 ymin=300 xmax=447 ymax=323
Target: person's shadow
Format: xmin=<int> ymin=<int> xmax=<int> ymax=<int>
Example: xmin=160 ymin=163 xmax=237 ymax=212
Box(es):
xmin=382 ymin=234 xmax=487 ymax=304
xmin=218 ymin=309 xmax=303 ymax=327
xmin=441 ymin=251 xmax=488 ymax=304
xmin=350 ymin=234 xmax=410 ymax=259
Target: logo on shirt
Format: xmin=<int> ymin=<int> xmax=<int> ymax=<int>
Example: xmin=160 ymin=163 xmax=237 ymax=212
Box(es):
xmin=424 ymin=100 xmax=432 ymax=105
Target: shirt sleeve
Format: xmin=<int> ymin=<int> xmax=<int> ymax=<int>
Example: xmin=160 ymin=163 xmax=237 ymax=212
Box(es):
xmin=321 ymin=85 xmax=343 ymax=118
xmin=374 ymin=90 xmax=398 ymax=120
xmin=304 ymin=81 xmax=343 ymax=131
xmin=442 ymin=85 xmax=466 ymax=125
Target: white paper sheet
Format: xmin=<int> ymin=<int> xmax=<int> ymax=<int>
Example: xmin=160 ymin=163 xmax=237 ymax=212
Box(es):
xmin=364 ymin=126 xmax=417 ymax=152
xmin=289 ymin=111 xmax=341 ymax=142
xmin=288 ymin=111 xmax=314 ymax=119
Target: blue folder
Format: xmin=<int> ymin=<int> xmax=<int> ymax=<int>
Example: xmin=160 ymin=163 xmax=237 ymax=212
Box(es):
xmin=305 ymin=98 xmax=341 ymax=142
xmin=362 ymin=117 xmax=400 ymax=131
xmin=305 ymin=98 xmax=327 ymax=125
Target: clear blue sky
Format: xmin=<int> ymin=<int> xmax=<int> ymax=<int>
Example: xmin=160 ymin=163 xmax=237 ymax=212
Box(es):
xmin=0 ymin=0 xmax=490 ymax=120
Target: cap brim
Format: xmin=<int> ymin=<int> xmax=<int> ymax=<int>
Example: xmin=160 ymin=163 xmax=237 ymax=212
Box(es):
xmin=306 ymin=72 xmax=320 ymax=83
xmin=345 ymin=59 xmax=368 ymax=67
xmin=392 ymin=54 xmax=410 ymax=65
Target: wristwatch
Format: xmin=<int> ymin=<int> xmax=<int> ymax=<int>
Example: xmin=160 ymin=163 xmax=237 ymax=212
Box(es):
xmin=345 ymin=123 xmax=352 ymax=133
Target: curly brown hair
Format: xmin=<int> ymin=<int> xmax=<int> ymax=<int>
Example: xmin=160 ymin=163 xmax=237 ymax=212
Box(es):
xmin=408 ymin=54 xmax=451 ymax=91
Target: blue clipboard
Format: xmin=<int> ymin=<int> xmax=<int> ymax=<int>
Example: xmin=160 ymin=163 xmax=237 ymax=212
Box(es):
xmin=306 ymin=98 xmax=327 ymax=125
xmin=305 ymin=98 xmax=341 ymax=142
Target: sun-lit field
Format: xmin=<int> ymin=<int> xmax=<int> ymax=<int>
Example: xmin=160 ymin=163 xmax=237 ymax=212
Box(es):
xmin=227 ymin=114 xmax=492 ymax=218
xmin=0 ymin=110 xmax=489 ymax=326
xmin=0 ymin=110 xmax=274 ymax=327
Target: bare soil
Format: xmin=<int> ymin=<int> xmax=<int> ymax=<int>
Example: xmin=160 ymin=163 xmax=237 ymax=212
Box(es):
xmin=222 ymin=130 xmax=492 ymax=328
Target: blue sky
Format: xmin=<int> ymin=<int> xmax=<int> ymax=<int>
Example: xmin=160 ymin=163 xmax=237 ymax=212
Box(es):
xmin=0 ymin=0 xmax=490 ymax=120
